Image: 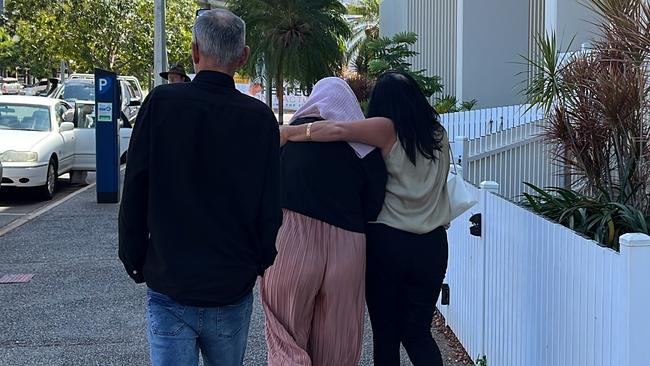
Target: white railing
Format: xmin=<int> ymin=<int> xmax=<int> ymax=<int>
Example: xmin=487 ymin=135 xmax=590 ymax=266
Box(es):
xmin=451 ymin=122 xmax=563 ymax=199
xmin=440 ymin=104 xmax=544 ymax=140
xmin=439 ymin=182 xmax=650 ymax=366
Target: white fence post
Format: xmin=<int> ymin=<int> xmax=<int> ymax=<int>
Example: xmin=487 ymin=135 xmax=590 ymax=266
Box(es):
xmin=452 ymin=136 xmax=467 ymax=165
xmin=478 ymin=181 xmax=499 ymax=360
xmin=619 ymin=233 xmax=650 ymax=365
xmin=480 ymin=181 xmax=499 ymax=194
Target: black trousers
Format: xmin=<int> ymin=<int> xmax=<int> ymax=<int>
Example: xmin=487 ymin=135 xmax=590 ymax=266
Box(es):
xmin=366 ymin=223 xmax=449 ymax=366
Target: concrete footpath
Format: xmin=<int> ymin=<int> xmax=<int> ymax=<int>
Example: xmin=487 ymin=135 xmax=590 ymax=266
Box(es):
xmin=0 ymin=185 xmax=462 ymax=365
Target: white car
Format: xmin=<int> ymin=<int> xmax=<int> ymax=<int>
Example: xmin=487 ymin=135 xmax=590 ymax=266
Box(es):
xmin=52 ymin=75 xmax=144 ymax=126
xmin=0 ymin=96 xmax=131 ymax=200
xmin=69 ymin=100 xmax=132 ymax=169
xmin=0 ymin=77 xmax=25 ymax=95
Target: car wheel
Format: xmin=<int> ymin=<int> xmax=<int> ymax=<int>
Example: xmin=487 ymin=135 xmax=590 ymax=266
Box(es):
xmin=38 ymin=159 xmax=58 ymax=200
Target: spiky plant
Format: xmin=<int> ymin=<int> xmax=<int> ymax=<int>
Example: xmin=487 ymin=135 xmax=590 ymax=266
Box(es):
xmin=346 ymin=0 xmax=381 ymax=66
xmin=525 ymin=0 xmax=650 ymax=214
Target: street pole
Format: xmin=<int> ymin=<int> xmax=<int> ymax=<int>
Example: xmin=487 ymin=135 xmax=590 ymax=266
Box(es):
xmin=154 ymin=0 xmax=168 ymax=87
xmin=60 ymin=60 xmax=66 ymax=83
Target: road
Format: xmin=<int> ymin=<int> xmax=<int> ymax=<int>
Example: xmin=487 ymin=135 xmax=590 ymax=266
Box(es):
xmin=0 ymin=172 xmax=97 ymax=230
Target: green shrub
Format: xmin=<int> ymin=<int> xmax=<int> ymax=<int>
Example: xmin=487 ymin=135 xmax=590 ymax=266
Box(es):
xmin=434 ymin=95 xmax=477 ymax=114
xmin=366 ymin=32 xmax=443 ymax=97
xmin=521 ymin=183 xmax=650 ymax=250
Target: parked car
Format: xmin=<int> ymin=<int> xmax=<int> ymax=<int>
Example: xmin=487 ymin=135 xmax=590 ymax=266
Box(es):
xmin=51 ymin=75 xmax=144 ymax=126
xmin=0 ymin=95 xmax=131 ymax=200
xmin=0 ymin=96 xmax=76 ymax=199
xmin=69 ymin=100 xmax=132 ymax=169
xmin=0 ymin=77 xmax=25 ymax=95
xmin=23 ymin=79 xmax=53 ymax=96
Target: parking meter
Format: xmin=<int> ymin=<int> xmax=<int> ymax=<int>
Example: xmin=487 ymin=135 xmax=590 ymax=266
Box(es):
xmin=94 ymin=69 xmax=121 ymax=203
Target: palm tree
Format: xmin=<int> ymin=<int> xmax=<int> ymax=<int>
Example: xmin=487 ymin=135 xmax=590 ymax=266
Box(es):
xmin=346 ymin=0 xmax=380 ymax=66
xmin=228 ymin=0 xmax=351 ymax=124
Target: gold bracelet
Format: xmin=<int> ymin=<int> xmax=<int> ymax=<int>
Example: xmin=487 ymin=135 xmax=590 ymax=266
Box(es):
xmin=306 ymin=122 xmax=313 ymax=141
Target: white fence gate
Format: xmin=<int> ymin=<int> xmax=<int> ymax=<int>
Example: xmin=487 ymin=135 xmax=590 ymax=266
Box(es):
xmin=439 ymin=182 xmax=650 ymax=365
xmin=441 ymin=104 xmax=562 ymax=199
xmin=457 ymin=123 xmax=563 ymax=199
xmin=440 ymin=104 xmax=544 ymax=140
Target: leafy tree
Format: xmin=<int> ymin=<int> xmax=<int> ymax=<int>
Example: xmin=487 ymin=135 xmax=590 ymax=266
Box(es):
xmin=347 ymin=31 xmax=475 ymax=113
xmin=2 ymin=0 xmax=72 ymax=77
xmin=351 ymin=41 xmax=373 ymax=76
xmin=0 ymin=28 xmax=18 ymax=76
xmin=1 ymin=0 xmax=51 ymax=31
xmin=367 ymin=32 xmax=443 ymax=97
xmin=228 ymin=0 xmax=351 ymax=124
xmin=0 ymin=0 xmax=195 ymax=85
xmin=165 ymin=0 xmax=195 ymax=74
xmin=9 ymin=13 xmax=64 ymax=78
xmin=346 ymin=0 xmax=380 ymax=64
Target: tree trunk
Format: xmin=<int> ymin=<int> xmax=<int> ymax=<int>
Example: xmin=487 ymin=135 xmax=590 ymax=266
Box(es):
xmin=276 ymin=66 xmax=284 ymax=125
xmin=265 ymin=67 xmax=273 ymax=109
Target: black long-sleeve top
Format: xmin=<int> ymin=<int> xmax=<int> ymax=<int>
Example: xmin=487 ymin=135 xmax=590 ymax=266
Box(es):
xmin=281 ymin=117 xmax=387 ymax=233
xmin=118 ymin=71 xmax=282 ymax=307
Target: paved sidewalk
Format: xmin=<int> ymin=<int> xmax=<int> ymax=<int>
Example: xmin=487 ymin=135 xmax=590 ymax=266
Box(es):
xmin=0 ymin=186 xmax=457 ymax=365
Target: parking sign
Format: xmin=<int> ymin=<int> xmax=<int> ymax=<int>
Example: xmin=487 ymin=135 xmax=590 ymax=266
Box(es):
xmin=94 ymin=69 xmax=121 ymax=203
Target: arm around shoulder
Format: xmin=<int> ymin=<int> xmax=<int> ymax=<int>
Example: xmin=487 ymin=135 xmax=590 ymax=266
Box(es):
xmin=283 ymin=117 xmax=395 ymax=152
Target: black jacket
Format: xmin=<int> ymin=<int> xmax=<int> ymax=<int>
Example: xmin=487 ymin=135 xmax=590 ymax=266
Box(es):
xmin=118 ymin=71 xmax=282 ymax=307
xmin=281 ymin=117 xmax=387 ymax=232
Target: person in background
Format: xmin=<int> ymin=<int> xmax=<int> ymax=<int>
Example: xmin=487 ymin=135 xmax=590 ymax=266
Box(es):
xmin=280 ymin=71 xmax=450 ymax=366
xmin=119 ymin=9 xmax=282 ymax=366
xmin=159 ymin=62 xmax=191 ymax=84
xmin=262 ymin=77 xmax=387 ymax=366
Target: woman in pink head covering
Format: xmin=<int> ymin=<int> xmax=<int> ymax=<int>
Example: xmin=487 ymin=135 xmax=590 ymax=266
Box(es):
xmin=260 ymin=77 xmax=387 ymax=366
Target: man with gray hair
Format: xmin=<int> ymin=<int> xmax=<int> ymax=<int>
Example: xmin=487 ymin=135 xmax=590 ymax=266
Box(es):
xmin=119 ymin=9 xmax=282 ymax=366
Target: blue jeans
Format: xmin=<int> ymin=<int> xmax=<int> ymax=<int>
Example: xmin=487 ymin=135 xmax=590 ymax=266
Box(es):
xmin=146 ymin=288 xmax=253 ymax=366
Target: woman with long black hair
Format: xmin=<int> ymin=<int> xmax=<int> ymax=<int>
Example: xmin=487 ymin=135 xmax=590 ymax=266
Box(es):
xmin=280 ymin=71 xmax=450 ymax=366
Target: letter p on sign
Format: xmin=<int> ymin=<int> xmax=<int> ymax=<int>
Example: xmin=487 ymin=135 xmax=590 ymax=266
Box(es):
xmin=99 ymin=78 xmax=108 ymax=92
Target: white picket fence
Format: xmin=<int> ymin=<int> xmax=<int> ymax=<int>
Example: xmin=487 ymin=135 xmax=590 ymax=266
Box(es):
xmin=439 ymin=182 xmax=650 ymax=366
xmin=451 ymin=122 xmax=563 ymax=199
xmin=440 ymin=104 xmax=544 ymax=140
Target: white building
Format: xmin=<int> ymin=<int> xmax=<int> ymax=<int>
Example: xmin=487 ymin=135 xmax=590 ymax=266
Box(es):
xmin=380 ymin=0 xmax=597 ymax=108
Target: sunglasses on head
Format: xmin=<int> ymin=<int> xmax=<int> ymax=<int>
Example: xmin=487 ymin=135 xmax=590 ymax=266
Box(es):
xmin=196 ymin=8 xmax=209 ymax=17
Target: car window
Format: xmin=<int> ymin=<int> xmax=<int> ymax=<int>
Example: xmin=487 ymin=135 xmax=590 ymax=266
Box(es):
xmin=60 ymin=81 xmax=95 ymax=102
xmin=54 ymin=103 xmax=68 ymax=126
xmin=120 ymin=82 xmax=131 ymax=104
xmin=0 ymin=104 xmax=52 ymax=132
xmin=74 ymin=103 xmax=96 ymax=129
xmin=126 ymin=80 xmax=141 ymax=99
xmin=126 ymin=84 xmax=136 ymax=100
